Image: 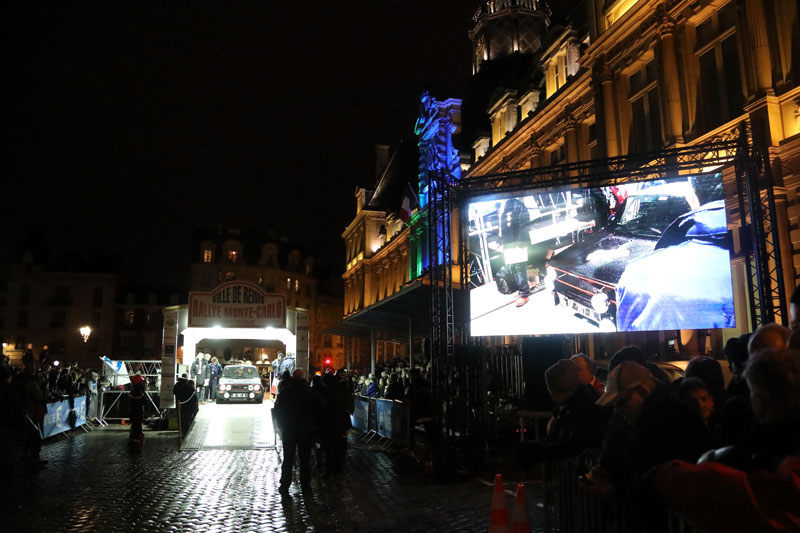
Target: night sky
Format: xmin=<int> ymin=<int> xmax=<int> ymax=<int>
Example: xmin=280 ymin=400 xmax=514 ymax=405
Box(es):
xmin=4 ymin=2 xmax=476 ymax=286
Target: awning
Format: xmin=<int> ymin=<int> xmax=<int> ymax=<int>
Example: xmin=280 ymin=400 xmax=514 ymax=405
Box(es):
xmin=325 ymin=279 xmax=466 ymax=341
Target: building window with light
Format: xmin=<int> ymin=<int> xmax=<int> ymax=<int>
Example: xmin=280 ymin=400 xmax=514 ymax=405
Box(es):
xmin=295 ymin=279 xmax=300 ymax=293
xmin=126 ymin=310 xmax=135 ymax=325
xmin=203 ymin=249 xmax=213 ymax=263
xmin=694 ymin=3 xmax=742 ymax=136
xmin=227 ymin=250 xmax=238 ymax=263
xmin=286 ymin=277 xmax=291 ymax=290
xmin=628 ymin=60 xmax=662 ymax=154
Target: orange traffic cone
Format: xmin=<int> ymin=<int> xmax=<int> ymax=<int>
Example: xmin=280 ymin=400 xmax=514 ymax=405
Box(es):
xmin=489 ymin=474 xmax=510 ymax=533
xmin=511 ymin=483 xmax=532 ymax=533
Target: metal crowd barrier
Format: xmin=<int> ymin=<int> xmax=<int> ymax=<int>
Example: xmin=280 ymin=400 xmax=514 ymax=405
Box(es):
xmin=351 ymin=395 xmax=410 ymax=448
xmin=99 ymin=359 xmax=163 ymax=422
xmin=543 ymin=459 xmax=705 ymax=533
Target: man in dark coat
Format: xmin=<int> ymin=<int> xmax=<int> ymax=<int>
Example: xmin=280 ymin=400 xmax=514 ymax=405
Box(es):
xmin=189 ymin=354 xmax=209 ymax=405
xmin=591 ymin=362 xmax=709 ymax=488
xmin=321 ymin=373 xmax=351 ymax=477
xmin=173 ymin=373 xmax=198 ymax=437
xmin=498 ymin=198 xmax=531 ymax=307
xmin=274 ymin=369 xmax=315 ymax=496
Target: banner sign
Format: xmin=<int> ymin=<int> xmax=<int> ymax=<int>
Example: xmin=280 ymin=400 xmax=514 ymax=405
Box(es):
xmin=352 ymin=396 xmax=370 ymax=432
xmin=43 ymin=395 xmax=87 ymax=438
xmin=188 ymin=281 xmax=286 ymax=328
xmin=375 ymin=399 xmax=408 ymax=444
xmin=101 ymin=355 xmax=130 ymax=386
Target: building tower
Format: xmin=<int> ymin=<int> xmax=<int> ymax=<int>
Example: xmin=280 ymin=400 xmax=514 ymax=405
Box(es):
xmin=469 ymin=0 xmax=551 ymax=75
xmin=467 ymin=1 xmax=552 ymax=158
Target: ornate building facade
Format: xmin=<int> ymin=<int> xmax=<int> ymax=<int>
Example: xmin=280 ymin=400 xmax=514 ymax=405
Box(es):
xmin=465 ymin=0 xmax=799 ymax=354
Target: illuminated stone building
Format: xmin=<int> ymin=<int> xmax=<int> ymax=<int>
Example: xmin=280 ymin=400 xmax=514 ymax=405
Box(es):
xmin=464 ymin=0 xmax=800 ymax=354
xmin=335 ymin=98 xmax=466 ymax=372
xmin=190 ymin=226 xmax=343 ymax=371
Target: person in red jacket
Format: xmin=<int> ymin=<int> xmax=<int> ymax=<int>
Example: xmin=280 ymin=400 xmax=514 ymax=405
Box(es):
xmin=653 ymin=348 xmax=800 ymax=532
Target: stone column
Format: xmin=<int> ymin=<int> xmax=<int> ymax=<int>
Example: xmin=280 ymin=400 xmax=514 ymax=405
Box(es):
xmin=745 ymin=0 xmax=774 ymax=95
xmin=565 ymin=113 xmax=580 ymax=163
xmin=659 ymin=15 xmax=684 ymax=143
xmin=528 ymin=134 xmax=544 ymax=168
xmin=599 ymin=63 xmax=619 ymax=157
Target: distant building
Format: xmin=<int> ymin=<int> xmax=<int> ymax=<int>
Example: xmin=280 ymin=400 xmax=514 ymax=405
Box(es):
xmin=113 ymin=288 xmax=183 ymax=360
xmin=188 ymin=225 xmax=343 ymax=370
xmin=0 ymin=251 xmax=116 ymax=369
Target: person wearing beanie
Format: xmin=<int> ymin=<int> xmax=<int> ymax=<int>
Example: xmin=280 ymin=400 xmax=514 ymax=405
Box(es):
xmin=518 ymin=360 xmax=610 ymax=467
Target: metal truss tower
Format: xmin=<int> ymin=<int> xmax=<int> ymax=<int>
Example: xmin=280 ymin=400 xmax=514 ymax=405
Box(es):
xmin=426 ymin=168 xmax=458 ymax=477
xmin=735 ymin=123 xmax=788 ymax=326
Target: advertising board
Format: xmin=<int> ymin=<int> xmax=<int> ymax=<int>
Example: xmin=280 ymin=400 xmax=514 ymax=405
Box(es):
xmin=188 ymin=281 xmax=286 ymax=329
xmin=467 ymin=173 xmax=735 ymax=336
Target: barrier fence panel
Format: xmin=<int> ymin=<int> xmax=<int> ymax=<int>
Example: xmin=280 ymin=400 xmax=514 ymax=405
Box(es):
xmin=42 ymin=395 xmax=87 ymax=438
xmin=543 ymin=459 xmax=705 ymax=533
xmin=353 ymin=396 xmax=370 ymax=432
xmin=375 ymin=398 xmax=409 ymax=447
xmin=99 ymin=358 xmax=162 ymax=422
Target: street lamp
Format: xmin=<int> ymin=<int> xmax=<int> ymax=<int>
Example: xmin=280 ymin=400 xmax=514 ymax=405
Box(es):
xmin=80 ymin=325 xmax=92 ymax=343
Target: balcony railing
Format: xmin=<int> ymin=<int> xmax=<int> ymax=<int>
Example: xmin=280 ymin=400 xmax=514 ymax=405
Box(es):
xmin=473 ymin=0 xmax=541 ymax=22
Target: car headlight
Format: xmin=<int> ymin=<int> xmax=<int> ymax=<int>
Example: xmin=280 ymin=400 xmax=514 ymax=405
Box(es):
xmin=225 ymin=384 xmax=232 ymax=391
xmin=591 ymin=292 xmax=609 ymax=313
xmin=248 ymin=384 xmax=254 ymax=391
xmin=254 ymin=384 xmax=261 ymax=391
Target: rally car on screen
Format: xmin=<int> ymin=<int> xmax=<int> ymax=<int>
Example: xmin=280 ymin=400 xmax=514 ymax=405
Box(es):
xmin=216 ymin=364 xmax=264 ymax=404
xmin=547 ymin=181 xmax=700 ymax=330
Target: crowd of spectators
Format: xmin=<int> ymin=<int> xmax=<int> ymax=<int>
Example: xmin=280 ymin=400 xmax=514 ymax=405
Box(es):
xmin=0 ymin=346 xmax=99 ymax=476
xmin=523 ymin=284 xmax=800 ymax=532
xmin=273 ymin=367 xmax=355 ymax=496
xmin=349 ymin=358 xmax=432 ymax=404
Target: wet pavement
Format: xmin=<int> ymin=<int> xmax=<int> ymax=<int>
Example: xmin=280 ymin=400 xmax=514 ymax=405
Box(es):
xmin=1 ymin=402 xmax=545 ymax=532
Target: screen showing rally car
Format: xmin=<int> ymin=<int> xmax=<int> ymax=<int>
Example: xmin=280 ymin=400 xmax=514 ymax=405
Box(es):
xmin=467 ymin=173 xmax=735 ymax=336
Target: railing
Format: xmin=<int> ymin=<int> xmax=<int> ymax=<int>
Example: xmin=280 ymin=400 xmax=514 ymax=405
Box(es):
xmin=543 ymin=459 xmax=705 ymax=532
xmin=352 ymin=395 xmax=410 ymax=448
xmin=99 ymin=359 xmax=163 ymax=422
xmin=474 ymin=0 xmax=541 ymax=21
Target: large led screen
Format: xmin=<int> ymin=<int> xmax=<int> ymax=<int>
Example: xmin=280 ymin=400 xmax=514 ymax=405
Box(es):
xmin=467 ymin=173 xmax=735 ymax=336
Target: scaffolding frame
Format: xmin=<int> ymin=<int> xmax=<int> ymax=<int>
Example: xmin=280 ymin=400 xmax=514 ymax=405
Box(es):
xmin=426 ymin=132 xmax=789 ymax=474
xmin=98 ymin=359 xmax=163 ymax=422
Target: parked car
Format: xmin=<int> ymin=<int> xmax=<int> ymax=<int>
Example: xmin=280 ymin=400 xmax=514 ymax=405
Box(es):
xmin=216 ymin=364 xmax=264 ymax=404
xmin=548 ymin=181 xmax=697 ymax=330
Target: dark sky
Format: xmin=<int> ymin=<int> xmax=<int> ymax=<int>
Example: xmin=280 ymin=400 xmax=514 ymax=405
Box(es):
xmin=4 ymin=2 xmax=476 ymax=286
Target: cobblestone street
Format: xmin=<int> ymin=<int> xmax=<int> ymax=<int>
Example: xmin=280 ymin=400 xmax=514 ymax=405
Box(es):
xmin=1 ymin=404 xmax=544 ymax=532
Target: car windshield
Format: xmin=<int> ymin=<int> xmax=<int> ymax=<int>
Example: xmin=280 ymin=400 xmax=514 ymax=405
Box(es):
xmin=221 ymin=366 xmax=258 ymax=379
xmin=616 ymin=195 xmax=690 ymax=238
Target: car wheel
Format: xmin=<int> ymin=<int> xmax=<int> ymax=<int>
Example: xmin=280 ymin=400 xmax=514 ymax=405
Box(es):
xmin=216 ymin=399 xmax=223 ymax=404
xmin=256 ymin=398 xmax=263 ymax=404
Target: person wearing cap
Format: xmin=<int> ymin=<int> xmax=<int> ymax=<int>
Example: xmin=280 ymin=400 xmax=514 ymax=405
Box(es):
xmin=586 ymin=362 xmax=708 ymax=495
xmin=129 ymin=372 xmax=146 ymax=450
xmin=521 ymin=360 xmax=609 ymax=466
xmin=570 ymin=353 xmax=605 ymax=396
